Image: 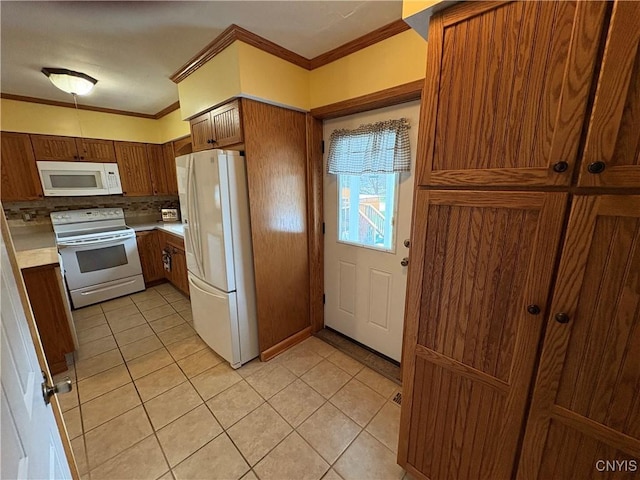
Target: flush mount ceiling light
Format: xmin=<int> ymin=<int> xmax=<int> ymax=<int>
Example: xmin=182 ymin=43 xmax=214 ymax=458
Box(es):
xmin=41 ymin=68 xmax=98 ymax=96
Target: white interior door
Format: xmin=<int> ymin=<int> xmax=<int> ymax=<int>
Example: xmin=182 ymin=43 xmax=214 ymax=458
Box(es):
xmin=1 ymin=221 xmax=73 ymax=480
xmin=323 ymin=101 xmax=419 ymax=361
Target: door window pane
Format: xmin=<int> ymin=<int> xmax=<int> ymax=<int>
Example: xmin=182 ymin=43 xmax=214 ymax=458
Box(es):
xmin=338 ymin=173 xmax=398 ymax=251
xmin=76 ymin=245 xmax=128 ymax=273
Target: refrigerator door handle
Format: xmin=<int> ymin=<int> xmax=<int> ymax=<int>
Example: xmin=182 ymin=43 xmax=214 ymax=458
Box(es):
xmin=188 ymin=274 xmax=227 ymax=300
xmin=186 ymin=156 xmax=205 ymax=276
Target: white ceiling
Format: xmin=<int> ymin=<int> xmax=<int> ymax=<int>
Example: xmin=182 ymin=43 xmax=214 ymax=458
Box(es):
xmin=1 ymin=1 xmax=402 ymax=115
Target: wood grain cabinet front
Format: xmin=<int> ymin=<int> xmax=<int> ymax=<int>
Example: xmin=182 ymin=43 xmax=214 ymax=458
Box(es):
xmin=21 ymin=265 xmax=74 ymax=375
xmin=114 ymin=141 xmax=154 ymax=196
xmin=398 ymin=190 xmax=568 ymax=480
xmin=75 ymin=138 xmax=116 ymax=162
xmin=416 ymin=1 xmax=607 ymax=188
xmin=577 ymin=1 xmax=640 ymax=188
xmin=157 ymin=231 xmax=189 ymax=297
xmin=189 ymin=99 xmax=243 ymax=152
xmin=30 ymin=134 xmax=78 ymax=161
xmin=136 ymin=230 xmax=165 ymax=285
xmin=1 ymin=132 xmax=43 ymax=201
xmin=517 ymin=195 xmax=640 ymax=479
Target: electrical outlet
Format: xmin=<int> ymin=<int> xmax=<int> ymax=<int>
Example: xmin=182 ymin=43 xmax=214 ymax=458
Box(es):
xmin=22 ymin=212 xmax=32 ymax=222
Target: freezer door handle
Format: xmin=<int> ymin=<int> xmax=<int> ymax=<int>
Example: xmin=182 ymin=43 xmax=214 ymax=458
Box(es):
xmin=188 ymin=275 xmax=227 ymax=300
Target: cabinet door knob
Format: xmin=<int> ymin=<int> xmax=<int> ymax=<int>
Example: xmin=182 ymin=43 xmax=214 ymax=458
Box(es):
xmin=73 ymin=155 xmax=78 ymax=160
xmin=527 ymin=304 xmax=541 ymax=315
xmin=554 ymin=312 xmax=570 ymax=324
xmin=80 ymin=156 xmax=85 ymax=160
xmin=587 ymin=161 xmax=606 ymax=174
xmin=552 ymin=161 xmax=568 ymax=173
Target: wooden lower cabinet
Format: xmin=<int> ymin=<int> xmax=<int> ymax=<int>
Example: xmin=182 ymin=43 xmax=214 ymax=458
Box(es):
xmin=21 ymin=265 xmax=74 ymax=375
xmin=399 ymin=190 xmax=568 ymax=480
xmin=136 ymin=231 xmax=164 ymax=285
xmin=517 ymin=195 xmax=640 ymax=479
xmin=157 ymin=230 xmax=189 ymax=297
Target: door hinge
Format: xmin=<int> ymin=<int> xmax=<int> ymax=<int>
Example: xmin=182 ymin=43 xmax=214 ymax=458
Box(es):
xmin=322 ymin=294 xmax=326 ymax=304
xmin=321 ymin=140 xmax=325 ymax=154
xmin=322 ymin=222 xmax=325 ymax=234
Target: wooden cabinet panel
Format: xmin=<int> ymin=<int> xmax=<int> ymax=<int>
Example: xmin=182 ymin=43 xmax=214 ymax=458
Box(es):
xmin=211 ymin=99 xmax=243 ymax=148
xmin=518 ymin=195 xmax=640 ymax=479
xmin=173 ymin=136 xmax=193 ymax=157
xmin=114 ymin=141 xmax=153 ymax=196
xmin=190 ymin=100 xmax=243 ymax=152
xmin=190 ymin=111 xmax=214 ymax=152
xmin=242 ymin=99 xmax=310 ymax=356
xmin=417 ymin=1 xmax=606 ymax=188
xmin=75 ymin=138 xmax=116 ymax=162
xmin=22 ymin=266 xmax=74 ymax=375
xmin=1 ymin=132 xmax=43 ymax=201
xmin=136 ymin=231 xmax=164 ymax=285
xmin=30 ymin=134 xmax=78 ymax=161
xmin=577 ymin=2 xmax=640 ymax=188
xmin=148 ymin=143 xmax=178 ymax=196
xmin=162 ymin=142 xmax=178 ymax=195
xmin=158 ymin=231 xmax=189 ymax=297
xmin=399 ymin=190 xmax=568 ymax=480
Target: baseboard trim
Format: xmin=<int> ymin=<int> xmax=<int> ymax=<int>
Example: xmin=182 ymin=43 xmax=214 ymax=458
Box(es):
xmin=260 ymin=326 xmax=312 ymax=361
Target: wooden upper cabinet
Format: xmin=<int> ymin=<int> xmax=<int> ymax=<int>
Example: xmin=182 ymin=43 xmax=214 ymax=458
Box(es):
xmin=577 ymin=1 xmax=640 ymax=188
xmin=162 ymin=142 xmax=179 ymax=195
xmin=190 ymin=111 xmax=214 ymax=152
xmin=417 ymin=1 xmax=607 ymax=188
xmin=518 ymin=195 xmax=640 ymax=479
xmin=399 ymin=190 xmax=568 ymax=480
xmin=173 ymin=136 xmax=192 ymax=156
xmin=75 ymin=138 xmax=116 ymax=162
xmin=30 ymin=134 xmax=78 ymax=161
xmin=190 ymin=99 xmax=243 ymax=152
xmin=148 ymin=143 xmax=178 ymax=196
xmin=211 ymin=99 xmax=242 ymax=148
xmin=114 ymin=142 xmax=153 ymax=196
xmin=31 ymin=134 xmax=116 ymax=162
xmin=1 ymin=132 xmax=43 ymax=201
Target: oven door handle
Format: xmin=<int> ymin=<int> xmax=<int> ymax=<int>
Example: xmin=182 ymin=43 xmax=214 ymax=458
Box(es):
xmin=57 ymin=233 xmax=134 ymax=248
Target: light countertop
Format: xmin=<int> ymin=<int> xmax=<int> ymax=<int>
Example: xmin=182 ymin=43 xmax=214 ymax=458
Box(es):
xmin=15 ymin=247 xmax=60 ymax=269
xmin=129 ymin=221 xmax=185 ymax=238
xmin=7 ymin=220 xmax=184 ymax=270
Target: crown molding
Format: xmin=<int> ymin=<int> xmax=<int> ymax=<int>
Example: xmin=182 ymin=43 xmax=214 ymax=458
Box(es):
xmin=308 ymin=19 xmax=410 ymax=70
xmin=170 ymin=24 xmax=311 ymax=83
xmin=170 ymin=19 xmax=409 ymax=83
xmin=310 ymin=79 xmax=423 ymax=119
xmin=1 ymin=93 xmax=180 ymax=120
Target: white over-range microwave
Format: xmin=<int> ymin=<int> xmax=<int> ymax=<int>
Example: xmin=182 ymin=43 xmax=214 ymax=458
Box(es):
xmin=37 ymin=161 xmax=123 ymax=196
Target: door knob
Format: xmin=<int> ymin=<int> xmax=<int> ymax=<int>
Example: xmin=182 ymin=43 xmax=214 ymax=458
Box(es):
xmin=41 ymin=373 xmax=72 ymax=406
xmin=401 ymin=257 xmax=409 ymax=267
xmin=554 ymin=312 xmax=570 ymax=324
xmin=403 ymin=239 xmax=410 ymax=248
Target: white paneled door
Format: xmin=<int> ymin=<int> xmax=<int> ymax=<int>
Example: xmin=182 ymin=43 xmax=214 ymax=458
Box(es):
xmin=1 ymin=219 xmax=73 ymax=480
xmin=323 ymin=101 xmax=419 ymax=361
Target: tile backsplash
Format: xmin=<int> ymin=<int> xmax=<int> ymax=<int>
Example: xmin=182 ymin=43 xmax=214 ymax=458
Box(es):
xmin=3 ymin=195 xmax=180 ymax=224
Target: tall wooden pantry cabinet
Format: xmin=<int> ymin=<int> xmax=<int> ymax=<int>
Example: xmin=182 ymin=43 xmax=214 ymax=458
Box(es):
xmin=398 ymin=2 xmax=640 ymax=479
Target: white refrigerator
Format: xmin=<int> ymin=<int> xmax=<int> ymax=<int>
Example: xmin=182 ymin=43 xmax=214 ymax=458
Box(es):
xmin=176 ymin=150 xmax=258 ymax=368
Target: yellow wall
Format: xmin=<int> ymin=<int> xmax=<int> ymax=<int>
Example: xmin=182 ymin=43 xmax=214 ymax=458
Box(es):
xmin=309 ymin=29 xmax=427 ymax=108
xmin=157 ymin=108 xmax=190 ymax=143
xmin=237 ymin=42 xmax=310 ymax=111
xmin=402 ymin=0 xmax=442 ymax=18
xmin=177 ymin=43 xmax=242 ymax=120
xmin=0 ymin=99 xmax=161 ymax=143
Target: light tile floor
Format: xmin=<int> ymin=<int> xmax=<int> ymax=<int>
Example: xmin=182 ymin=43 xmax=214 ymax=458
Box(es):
xmin=56 ymin=283 xmax=411 ymax=480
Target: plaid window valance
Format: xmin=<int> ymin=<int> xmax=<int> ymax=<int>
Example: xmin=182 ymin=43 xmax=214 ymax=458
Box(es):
xmin=326 ymin=118 xmax=411 ymax=175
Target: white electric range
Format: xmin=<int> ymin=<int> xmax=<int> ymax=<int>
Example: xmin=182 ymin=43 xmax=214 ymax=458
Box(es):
xmin=52 ymin=208 xmax=145 ymax=308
